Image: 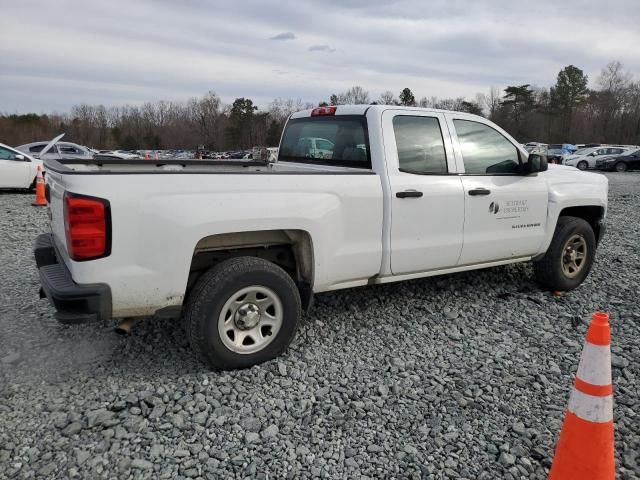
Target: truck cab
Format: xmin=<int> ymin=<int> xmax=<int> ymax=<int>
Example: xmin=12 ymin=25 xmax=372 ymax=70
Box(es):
xmin=35 ymin=105 xmax=608 ymax=369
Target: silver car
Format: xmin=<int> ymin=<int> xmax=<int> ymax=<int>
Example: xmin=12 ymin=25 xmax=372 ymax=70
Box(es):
xmin=16 ymin=141 xmax=94 ymax=160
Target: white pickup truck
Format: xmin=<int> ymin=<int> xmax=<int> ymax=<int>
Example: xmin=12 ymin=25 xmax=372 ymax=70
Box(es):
xmin=35 ymin=105 xmax=608 ymax=369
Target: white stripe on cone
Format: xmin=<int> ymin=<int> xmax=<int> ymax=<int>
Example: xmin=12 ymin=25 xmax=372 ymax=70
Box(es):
xmin=576 ymin=343 xmax=612 ymax=386
xmin=567 ymin=388 xmax=613 ymax=423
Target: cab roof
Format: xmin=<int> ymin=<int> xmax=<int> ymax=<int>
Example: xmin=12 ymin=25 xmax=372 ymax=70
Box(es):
xmin=290 ymin=104 xmax=483 ymax=120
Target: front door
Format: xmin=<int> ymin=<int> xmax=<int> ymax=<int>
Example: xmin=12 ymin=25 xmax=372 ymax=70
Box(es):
xmin=383 ymin=110 xmax=465 ymax=274
xmin=0 ymin=146 xmax=29 ymax=188
xmin=448 ymin=116 xmax=548 ymax=265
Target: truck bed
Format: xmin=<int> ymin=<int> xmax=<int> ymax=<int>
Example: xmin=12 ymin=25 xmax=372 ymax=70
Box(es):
xmin=44 ymin=158 xmax=370 ymax=175
xmin=45 ymin=158 xmax=271 ymax=174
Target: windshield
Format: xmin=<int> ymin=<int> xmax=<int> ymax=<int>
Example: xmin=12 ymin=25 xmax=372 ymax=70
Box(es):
xmin=574 ymin=148 xmax=595 ymax=155
xmin=279 ymin=116 xmax=370 ymax=168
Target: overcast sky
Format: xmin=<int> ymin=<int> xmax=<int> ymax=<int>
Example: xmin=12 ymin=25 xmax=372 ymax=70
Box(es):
xmin=2 ymin=0 xmax=639 ymax=113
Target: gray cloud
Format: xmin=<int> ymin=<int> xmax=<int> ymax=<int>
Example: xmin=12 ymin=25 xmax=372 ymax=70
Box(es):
xmin=1 ymin=0 xmax=639 ymax=113
xmin=270 ymin=32 xmax=296 ymax=40
xmin=309 ymin=45 xmax=336 ymax=53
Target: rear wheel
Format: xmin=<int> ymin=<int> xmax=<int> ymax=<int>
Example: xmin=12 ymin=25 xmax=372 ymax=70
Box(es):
xmin=183 ymin=257 xmax=301 ymax=370
xmin=533 ymin=216 xmax=596 ymax=291
xmin=577 ymin=160 xmax=588 ymax=170
xmin=615 ymin=162 xmax=627 ymax=172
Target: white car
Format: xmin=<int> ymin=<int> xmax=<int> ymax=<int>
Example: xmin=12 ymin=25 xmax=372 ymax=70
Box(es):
xmin=0 ymin=143 xmax=43 ymax=189
xmin=295 ymin=137 xmax=335 ymax=158
xmin=35 ymin=105 xmax=607 ymax=369
xmin=563 ymin=146 xmax=628 ymax=170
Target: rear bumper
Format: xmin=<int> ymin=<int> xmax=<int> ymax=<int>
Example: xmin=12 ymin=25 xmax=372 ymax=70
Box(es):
xmin=34 ymin=233 xmax=112 ymax=324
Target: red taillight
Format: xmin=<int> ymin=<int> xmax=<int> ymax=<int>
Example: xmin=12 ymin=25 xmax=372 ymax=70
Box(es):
xmin=311 ymin=106 xmax=337 ymax=117
xmin=63 ymin=193 xmax=110 ymax=261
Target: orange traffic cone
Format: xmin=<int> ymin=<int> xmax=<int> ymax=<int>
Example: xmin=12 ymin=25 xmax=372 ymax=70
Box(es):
xmin=144 ymin=151 xmax=149 ymax=160
xmin=154 ymin=151 xmax=159 ymax=160
xmin=32 ymin=166 xmax=47 ymax=206
xmin=548 ymin=312 xmax=614 ymax=480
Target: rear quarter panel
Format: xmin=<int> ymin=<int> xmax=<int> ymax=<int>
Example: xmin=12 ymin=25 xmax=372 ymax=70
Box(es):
xmin=53 ymin=172 xmax=383 ymax=317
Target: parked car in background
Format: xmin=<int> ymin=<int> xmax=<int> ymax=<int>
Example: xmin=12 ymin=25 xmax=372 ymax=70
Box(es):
xmin=546 ymin=144 xmax=577 ymax=164
xmin=596 ymin=149 xmax=640 ymax=172
xmin=294 ymin=137 xmax=335 ymax=158
xmin=17 ymin=140 xmax=94 ymax=161
xmin=0 ymin=143 xmax=42 ymax=189
xmin=523 ymin=142 xmax=546 ymax=153
xmin=563 ymin=146 xmax=629 ymax=170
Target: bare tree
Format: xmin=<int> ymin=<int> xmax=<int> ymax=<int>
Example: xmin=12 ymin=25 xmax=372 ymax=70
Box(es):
xmin=378 ymin=91 xmax=397 ymax=105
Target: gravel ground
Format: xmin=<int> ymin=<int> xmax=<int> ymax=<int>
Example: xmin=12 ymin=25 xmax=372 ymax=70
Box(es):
xmin=0 ymin=173 xmax=638 ymax=480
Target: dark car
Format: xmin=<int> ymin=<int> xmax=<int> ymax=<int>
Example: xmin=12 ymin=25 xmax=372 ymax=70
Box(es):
xmin=596 ymin=149 xmax=640 ymax=172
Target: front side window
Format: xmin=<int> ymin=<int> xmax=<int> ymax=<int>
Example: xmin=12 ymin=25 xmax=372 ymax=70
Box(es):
xmin=279 ymin=116 xmax=370 ymax=168
xmin=0 ymin=146 xmax=17 ymax=160
xmin=393 ymin=116 xmax=448 ymax=174
xmin=454 ymin=120 xmax=520 ymax=174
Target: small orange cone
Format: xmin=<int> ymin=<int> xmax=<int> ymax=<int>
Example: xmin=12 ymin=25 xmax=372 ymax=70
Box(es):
xmin=32 ymin=166 xmax=47 ymax=207
xmin=548 ymin=312 xmax=615 ymax=480
xmin=144 ymin=151 xmax=149 ymax=160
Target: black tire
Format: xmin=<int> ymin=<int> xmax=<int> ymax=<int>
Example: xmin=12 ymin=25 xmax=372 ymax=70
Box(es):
xmin=615 ymin=162 xmax=627 ymax=172
xmin=577 ymin=160 xmax=588 ymax=170
xmin=533 ymin=216 xmax=596 ymax=291
xmin=183 ymin=257 xmax=301 ymax=370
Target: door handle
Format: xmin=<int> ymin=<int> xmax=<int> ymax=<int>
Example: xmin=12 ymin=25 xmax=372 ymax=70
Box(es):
xmin=468 ymin=188 xmax=491 ymax=196
xmin=396 ymin=190 xmax=423 ymax=198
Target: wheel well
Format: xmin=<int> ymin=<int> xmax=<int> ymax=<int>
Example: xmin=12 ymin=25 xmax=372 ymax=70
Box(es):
xmin=187 ymin=230 xmax=314 ymax=309
xmin=559 ymin=206 xmax=604 ymax=243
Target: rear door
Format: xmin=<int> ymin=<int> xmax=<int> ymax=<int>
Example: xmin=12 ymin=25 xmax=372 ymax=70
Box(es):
xmin=447 ymin=115 xmax=548 ymax=265
xmin=383 ymin=109 xmax=465 ymax=274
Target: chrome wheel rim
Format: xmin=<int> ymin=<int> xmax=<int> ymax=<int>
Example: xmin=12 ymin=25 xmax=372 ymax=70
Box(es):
xmin=577 ymin=162 xmax=587 ymax=170
xmin=615 ymin=163 xmax=626 ymax=172
xmin=218 ymin=286 xmax=283 ymax=354
xmin=561 ymin=234 xmax=588 ymax=278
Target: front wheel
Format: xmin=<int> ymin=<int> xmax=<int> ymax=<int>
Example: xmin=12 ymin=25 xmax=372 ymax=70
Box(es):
xmin=183 ymin=257 xmax=301 ymax=370
xmin=615 ymin=162 xmax=627 ymax=172
xmin=577 ymin=160 xmax=588 ymax=170
xmin=533 ymin=216 xmax=596 ymax=291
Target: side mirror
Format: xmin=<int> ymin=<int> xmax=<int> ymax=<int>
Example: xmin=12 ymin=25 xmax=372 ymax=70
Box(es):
xmin=522 ymin=153 xmax=548 ymax=174
xmin=14 ymin=154 xmax=25 ymax=161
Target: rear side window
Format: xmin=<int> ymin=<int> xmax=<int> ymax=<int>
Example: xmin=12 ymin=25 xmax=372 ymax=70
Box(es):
xmin=279 ymin=116 xmax=371 ymax=168
xmin=393 ymin=116 xmax=447 ymax=174
xmin=454 ymin=120 xmax=520 ymax=174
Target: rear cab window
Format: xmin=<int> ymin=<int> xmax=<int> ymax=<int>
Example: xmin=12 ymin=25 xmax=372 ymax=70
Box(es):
xmin=279 ymin=115 xmax=371 ymax=169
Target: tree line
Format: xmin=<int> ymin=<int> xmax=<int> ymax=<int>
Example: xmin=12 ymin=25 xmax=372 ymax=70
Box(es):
xmin=1 ymin=61 xmax=639 ymax=150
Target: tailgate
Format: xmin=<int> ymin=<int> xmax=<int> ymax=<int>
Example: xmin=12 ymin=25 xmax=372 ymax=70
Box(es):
xmin=45 ymin=169 xmax=70 ymax=263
